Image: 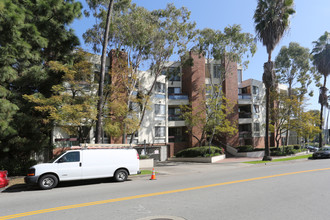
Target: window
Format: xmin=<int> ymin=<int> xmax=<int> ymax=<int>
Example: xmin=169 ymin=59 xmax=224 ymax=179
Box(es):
xmin=213 ymin=64 xmax=221 ymax=78
xmin=155 ymin=126 xmax=165 ymax=137
xmin=168 ymin=107 xmax=181 ymax=115
xmin=58 ymin=152 xmax=80 ymax=163
xmin=253 ymin=86 xmax=259 ymax=95
xmin=237 ymin=69 xmax=242 ymax=84
xmin=254 ymin=105 xmax=260 ymax=113
xmin=155 ymin=82 xmax=165 ymax=93
xmin=168 ymin=87 xmax=181 ymax=94
xmin=254 ymin=123 xmax=260 ymax=132
xmin=239 ymin=87 xmax=248 ymax=94
xmin=167 ymin=67 xmax=181 ymax=81
xmin=168 ymin=107 xmax=182 ymax=121
xmin=155 ymin=104 xmax=165 ymax=115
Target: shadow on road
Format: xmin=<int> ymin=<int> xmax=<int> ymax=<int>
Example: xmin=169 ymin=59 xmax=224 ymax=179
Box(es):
xmin=1 ymin=178 xmax=132 ymax=193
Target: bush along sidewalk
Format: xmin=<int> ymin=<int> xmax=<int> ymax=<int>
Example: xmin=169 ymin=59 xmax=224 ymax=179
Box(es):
xmin=236 ymin=145 xmax=264 ymax=152
xmin=270 ymin=145 xmax=306 ymax=156
xmin=175 ymin=146 xmax=224 ymax=158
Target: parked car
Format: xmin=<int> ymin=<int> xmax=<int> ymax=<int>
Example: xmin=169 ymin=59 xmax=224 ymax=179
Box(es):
xmin=312 ymin=146 xmax=330 ymax=159
xmin=25 ymin=148 xmax=141 ymax=190
xmin=0 ymin=170 xmax=9 ymax=188
xmin=305 ymin=145 xmax=319 ymax=152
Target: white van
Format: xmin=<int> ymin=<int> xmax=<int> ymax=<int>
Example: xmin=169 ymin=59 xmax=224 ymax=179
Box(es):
xmin=25 ymin=148 xmax=140 ymax=189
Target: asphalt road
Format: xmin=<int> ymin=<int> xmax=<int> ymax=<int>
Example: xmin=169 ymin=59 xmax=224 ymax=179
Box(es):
xmin=1 ymin=159 xmax=330 ymax=220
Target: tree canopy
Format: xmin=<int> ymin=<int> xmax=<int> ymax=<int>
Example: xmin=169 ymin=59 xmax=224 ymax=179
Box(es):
xmin=0 ymin=0 xmax=82 ymax=173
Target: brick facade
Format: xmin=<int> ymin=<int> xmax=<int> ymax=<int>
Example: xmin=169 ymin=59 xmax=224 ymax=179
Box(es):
xmin=182 ymin=51 xmax=206 ymax=148
xmin=222 ymin=59 xmax=239 ymax=147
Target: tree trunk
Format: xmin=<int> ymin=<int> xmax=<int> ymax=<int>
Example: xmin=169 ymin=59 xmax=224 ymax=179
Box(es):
xmin=95 ymin=0 xmax=114 ymax=143
xmin=262 ymin=61 xmax=275 ymax=161
xmin=319 ymin=104 xmax=324 ymax=148
xmin=285 ymin=82 xmax=292 ymax=146
xmin=263 ymin=86 xmax=271 ymax=161
xmin=319 ymin=77 xmax=328 ymax=148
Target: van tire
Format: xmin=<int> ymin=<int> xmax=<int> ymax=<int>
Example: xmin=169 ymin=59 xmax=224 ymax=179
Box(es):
xmin=114 ymin=169 xmax=128 ymax=182
xmin=38 ymin=174 xmax=58 ymax=190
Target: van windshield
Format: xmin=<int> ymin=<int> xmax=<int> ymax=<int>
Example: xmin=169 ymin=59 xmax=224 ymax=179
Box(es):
xmin=48 ymin=152 xmax=65 ymax=163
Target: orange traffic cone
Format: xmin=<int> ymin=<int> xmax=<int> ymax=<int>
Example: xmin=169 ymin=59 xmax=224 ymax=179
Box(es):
xmin=150 ymin=168 xmax=156 ymax=180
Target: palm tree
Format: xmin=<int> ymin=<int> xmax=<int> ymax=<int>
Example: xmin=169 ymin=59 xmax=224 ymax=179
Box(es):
xmin=253 ymin=0 xmax=295 ymax=160
xmin=311 ymin=32 xmax=330 ymax=148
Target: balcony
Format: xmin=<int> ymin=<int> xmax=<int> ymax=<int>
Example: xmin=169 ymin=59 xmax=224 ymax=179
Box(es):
xmin=238 ymin=94 xmax=252 ymax=105
xmin=155 ymin=94 xmax=166 ymax=99
xmin=168 ymin=94 xmax=188 ymax=100
xmin=168 ymin=94 xmax=189 ymax=105
xmin=168 ymin=115 xmax=183 ymax=121
xmin=239 ymin=131 xmax=252 ymax=139
xmin=238 ymin=94 xmax=251 ymax=100
xmin=168 ymin=136 xmax=187 ymax=143
xmin=239 ymin=112 xmax=252 ymax=119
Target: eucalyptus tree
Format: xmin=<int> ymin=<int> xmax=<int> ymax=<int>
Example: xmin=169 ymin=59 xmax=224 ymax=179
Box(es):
xmin=254 ymin=0 xmax=295 ymax=160
xmin=84 ymin=3 xmax=196 ymax=143
xmin=311 ymin=32 xmax=330 ymax=148
xmin=128 ymin=4 xmax=196 ymax=143
xmin=84 ymin=0 xmax=131 ymax=143
xmin=275 ymin=42 xmax=312 ymax=145
xmin=193 ymin=25 xmax=256 ymax=146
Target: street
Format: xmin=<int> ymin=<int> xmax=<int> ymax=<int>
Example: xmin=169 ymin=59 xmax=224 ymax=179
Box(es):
xmin=1 ymin=159 xmax=330 ymax=220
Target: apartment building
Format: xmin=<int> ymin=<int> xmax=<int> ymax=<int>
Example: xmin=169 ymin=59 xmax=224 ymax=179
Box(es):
xmin=238 ymin=79 xmax=266 ymax=148
xmin=53 ymin=50 xmax=281 ymax=158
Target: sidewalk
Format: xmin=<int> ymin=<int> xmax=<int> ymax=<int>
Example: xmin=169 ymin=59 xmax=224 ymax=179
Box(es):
xmin=151 ymin=157 xmax=258 ymax=177
xmin=215 ymin=157 xmax=263 ymax=163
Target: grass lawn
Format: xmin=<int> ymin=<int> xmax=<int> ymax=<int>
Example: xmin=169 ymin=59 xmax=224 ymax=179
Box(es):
xmin=244 ymin=154 xmax=312 ymax=164
xmin=138 ymin=170 xmax=153 ymax=175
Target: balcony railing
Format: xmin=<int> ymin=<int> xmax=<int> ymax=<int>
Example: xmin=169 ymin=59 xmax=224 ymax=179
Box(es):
xmin=239 ymin=112 xmax=252 ymax=119
xmin=155 ymin=94 xmax=166 ymax=99
xmin=238 ymin=94 xmax=251 ymax=100
xmin=239 ymin=131 xmax=252 ymax=138
xmin=168 ymin=94 xmax=189 ymax=100
xmin=168 ymin=115 xmax=183 ymax=121
xmin=168 ymin=136 xmax=187 ymax=143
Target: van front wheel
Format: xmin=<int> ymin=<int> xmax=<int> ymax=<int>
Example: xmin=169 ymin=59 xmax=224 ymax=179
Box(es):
xmin=114 ymin=169 xmax=128 ymax=182
xmin=38 ymin=174 xmax=58 ymax=190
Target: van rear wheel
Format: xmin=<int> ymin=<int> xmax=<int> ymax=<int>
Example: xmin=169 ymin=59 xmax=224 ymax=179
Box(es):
xmin=38 ymin=174 xmax=58 ymax=190
xmin=114 ymin=169 xmax=128 ymax=182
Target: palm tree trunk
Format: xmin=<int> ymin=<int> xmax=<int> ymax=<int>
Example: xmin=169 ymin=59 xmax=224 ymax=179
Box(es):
xmin=263 ymin=86 xmax=271 ymax=160
xmin=95 ymin=0 xmax=114 ymax=143
xmin=319 ymin=76 xmax=328 ymax=148
xmin=319 ymin=104 xmax=324 ymax=148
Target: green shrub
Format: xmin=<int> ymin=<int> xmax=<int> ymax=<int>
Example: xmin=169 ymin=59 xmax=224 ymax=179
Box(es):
xmin=139 ymin=155 xmax=150 ymax=159
xmin=237 ymin=145 xmax=254 ymax=152
xmin=270 ymin=146 xmax=303 ymax=156
xmin=293 ymin=145 xmax=301 ymax=150
xmin=175 ymin=146 xmax=224 ymax=158
xmin=0 ymin=158 xmax=37 ymax=176
xmin=236 ymin=145 xmax=264 ymax=152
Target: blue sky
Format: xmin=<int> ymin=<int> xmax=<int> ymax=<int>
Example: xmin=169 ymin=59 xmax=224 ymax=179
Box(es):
xmin=71 ymin=0 xmax=330 ymax=110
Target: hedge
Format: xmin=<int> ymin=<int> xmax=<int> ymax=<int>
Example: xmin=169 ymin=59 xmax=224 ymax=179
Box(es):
xmin=175 ymin=146 xmax=224 ymax=158
xmin=236 ymin=145 xmax=264 ymax=152
xmin=270 ymin=145 xmax=304 ymax=156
